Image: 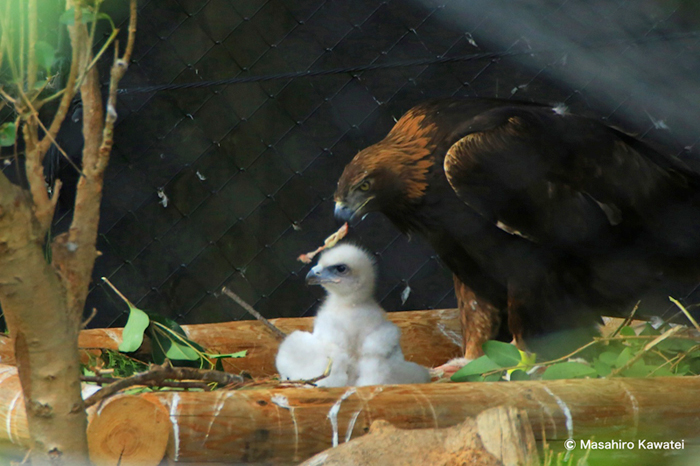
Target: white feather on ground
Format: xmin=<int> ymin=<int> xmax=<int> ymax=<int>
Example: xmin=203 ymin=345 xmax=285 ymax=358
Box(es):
xmin=275 ymin=243 xmax=430 ymax=387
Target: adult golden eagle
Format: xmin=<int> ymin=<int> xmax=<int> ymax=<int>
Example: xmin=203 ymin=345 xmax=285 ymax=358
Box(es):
xmin=334 ymin=99 xmax=700 ymax=359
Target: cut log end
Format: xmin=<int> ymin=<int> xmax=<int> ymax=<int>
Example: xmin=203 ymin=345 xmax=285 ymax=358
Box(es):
xmin=87 ymin=394 xmax=170 ymax=466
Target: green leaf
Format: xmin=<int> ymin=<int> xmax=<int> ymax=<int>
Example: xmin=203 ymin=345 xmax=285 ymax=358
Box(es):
xmin=542 ymin=362 xmax=596 ymax=380
xmin=640 ymin=323 xmax=660 ymax=336
xmin=148 ymin=313 xmax=187 ymax=337
xmin=675 ymin=362 xmax=691 ymax=375
xmin=482 ymin=340 xmax=521 ymax=367
xmin=483 ymin=373 xmax=502 ymax=382
xmin=451 ymin=355 xmax=502 ymax=382
xmin=651 ymin=366 xmax=675 ymax=377
xmin=0 ymin=123 xmax=16 ymax=147
xmin=621 ymin=359 xmax=652 ymax=378
xmin=598 ymin=350 xmax=619 ymax=366
xmin=207 ymin=350 xmax=247 ymax=359
xmin=33 ymin=78 xmax=48 ymax=90
xmin=118 ymin=305 xmax=150 ymax=352
xmin=149 ymin=325 xmax=200 ymax=363
xmin=619 ymin=326 xmax=636 ymax=337
xmin=657 ymin=338 xmax=697 ymax=353
xmin=509 ymin=370 xmax=530 ymax=381
xmin=164 ymin=340 xmax=200 ymax=361
xmin=35 ymin=41 xmax=56 ymax=72
xmin=615 ymin=347 xmax=633 ymax=368
xmin=59 ymin=7 xmax=95 ymax=25
xmin=593 ymin=359 xmax=612 ymax=377
xmin=460 ymin=374 xmax=485 ymax=382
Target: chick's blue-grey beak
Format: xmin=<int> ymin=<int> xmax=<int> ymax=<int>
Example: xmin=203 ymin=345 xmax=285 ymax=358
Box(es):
xmin=306 ymin=265 xmax=333 ymax=285
xmin=334 ymin=201 xmax=354 ymax=223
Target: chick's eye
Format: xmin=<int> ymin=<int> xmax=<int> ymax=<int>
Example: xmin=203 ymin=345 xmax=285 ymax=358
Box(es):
xmin=359 ymin=181 xmax=371 ymax=191
xmin=334 ymin=264 xmax=348 ymax=274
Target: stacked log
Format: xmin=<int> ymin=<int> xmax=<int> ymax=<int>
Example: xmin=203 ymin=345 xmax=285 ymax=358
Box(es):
xmin=1 ymin=365 xmax=698 ymax=464
xmin=0 ymin=309 xmax=464 ymax=375
xmin=0 ymin=310 xmax=696 ymax=464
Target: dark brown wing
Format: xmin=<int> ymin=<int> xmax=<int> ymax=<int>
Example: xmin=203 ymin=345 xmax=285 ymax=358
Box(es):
xmin=443 ymin=106 xmax=700 ymax=250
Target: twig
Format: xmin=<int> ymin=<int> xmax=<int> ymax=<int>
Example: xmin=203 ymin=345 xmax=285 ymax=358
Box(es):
xmin=221 ymin=287 xmax=287 ymax=340
xmin=608 ymin=325 xmax=683 ymax=377
xmin=481 ymin=332 xmax=697 ymax=377
xmin=81 ymin=308 xmax=97 ymax=329
xmin=84 ymin=362 xmax=244 ymax=407
xmin=611 ymin=300 xmax=641 ymax=337
xmin=26 ymin=0 xmax=38 ymax=91
xmin=81 ymin=375 xmax=209 ymax=391
xmin=36 ymin=5 xmax=81 ymax=157
xmin=669 ymin=297 xmax=700 ymax=332
xmin=17 ymin=87 xmax=85 ymax=177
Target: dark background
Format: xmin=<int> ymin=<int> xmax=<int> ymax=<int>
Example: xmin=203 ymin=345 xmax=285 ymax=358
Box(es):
xmin=4 ymin=0 xmax=700 ymax=329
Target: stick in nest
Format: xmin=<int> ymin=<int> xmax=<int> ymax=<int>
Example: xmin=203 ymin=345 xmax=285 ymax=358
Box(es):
xmin=83 ymin=362 xmax=245 ymax=408
xmin=220 ymin=287 xmax=287 ymax=340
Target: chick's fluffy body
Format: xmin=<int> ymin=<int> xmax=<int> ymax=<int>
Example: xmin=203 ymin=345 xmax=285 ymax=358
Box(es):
xmin=276 ymin=244 xmax=429 ymax=386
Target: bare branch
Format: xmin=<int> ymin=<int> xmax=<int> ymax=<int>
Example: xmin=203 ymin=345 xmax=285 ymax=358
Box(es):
xmin=80 ymin=307 xmax=97 ymax=330
xmin=608 ymin=326 xmax=683 ymax=377
xmin=84 ymin=363 xmax=244 ymax=408
xmin=94 ymin=0 xmax=137 ymax=174
xmin=0 ymin=1 xmax=11 ymax=71
xmin=27 ymin=0 xmax=38 ymax=90
xmin=221 ymin=287 xmax=287 ymax=340
xmin=20 ymin=110 xmax=53 ymax=231
xmin=35 ymin=12 xmax=81 ymax=157
xmin=81 ymin=375 xmax=210 ymax=391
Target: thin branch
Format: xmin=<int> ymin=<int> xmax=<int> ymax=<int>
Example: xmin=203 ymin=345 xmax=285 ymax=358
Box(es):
xmin=36 ymin=23 xmax=80 ymax=157
xmin=481 ymin=332 xmax=698 ymax=378
xmin=669 ymin=296 xmax=700 ymax=332
xmin=93 ymin=0 xmax=137 ymax=174
xmin=81 ymin=375 xmax=209 ymax=391
xmin=26 ymin=0 xmax=38 ymax=91
xmin=81 ymin=308 xmax=97 ymax=329
xmin=18 ymin=87 xmax=85 ymax=177
xmin=608 ymin=326 xmax=683 ymax=377
xmin=21 ymin=111 xmax=53 ymax=231
xmin=18 ymin=0 xmax=25 ymax=89
xmin=83 ymin=363 xmax=244 ymax=408
xmin=611 ymin=300 xmax=640 ymax=337
xmin=221 ymin=287 xmax=287 ymax=340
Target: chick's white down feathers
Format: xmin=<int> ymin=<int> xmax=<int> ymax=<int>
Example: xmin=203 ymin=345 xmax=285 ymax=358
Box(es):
xmin=276 ymin=244 xmax=430 ymax=387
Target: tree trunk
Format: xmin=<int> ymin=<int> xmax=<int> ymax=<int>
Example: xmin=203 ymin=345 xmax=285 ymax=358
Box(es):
xmin=0 ymin=177 xmax=88 ymax=464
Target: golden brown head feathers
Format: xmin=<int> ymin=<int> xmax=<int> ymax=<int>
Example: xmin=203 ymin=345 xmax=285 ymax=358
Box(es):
xmin=334 ymin=109 xmax=438 ymax=221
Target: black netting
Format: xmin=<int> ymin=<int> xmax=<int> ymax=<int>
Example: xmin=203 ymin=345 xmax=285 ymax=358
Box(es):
xmin=5 ymin=0 xmax=700 ymax=329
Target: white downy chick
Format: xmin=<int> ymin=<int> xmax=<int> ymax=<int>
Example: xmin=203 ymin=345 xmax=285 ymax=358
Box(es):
xmin=276 ymin=330 xmax=351 ymax=386
xmin=356 ymin=322 xmax=430 ymax=386
xmin=277 ymin=243 xmax=429 ymax=387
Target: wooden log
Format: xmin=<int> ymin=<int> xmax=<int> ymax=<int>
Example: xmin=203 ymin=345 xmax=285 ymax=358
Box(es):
xmin=0 ymin=309 xmax=464 ymax=376
xmin=0 ymin=359 xmax=696 ymax=464
xmin=155 ymin=376 xmax=700 ymax=464
xmin=87 ymin=393 xmax=170 ymax=466
xmin=0 ymin=366 xmax=29 ymax=447
xmin=300 ymin=406 xmax=539 ymax=466
xmin=0 ymin=366 xmax=170 ymax=465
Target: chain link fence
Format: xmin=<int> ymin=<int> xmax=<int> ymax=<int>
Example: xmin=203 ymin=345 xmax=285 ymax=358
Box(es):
xmin=4 ymin=0 xmax=700 ymax=328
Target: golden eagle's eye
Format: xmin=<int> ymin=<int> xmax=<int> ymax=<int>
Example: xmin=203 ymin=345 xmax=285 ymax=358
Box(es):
xmin=359 ymin=181 xmax=371 ymax=191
